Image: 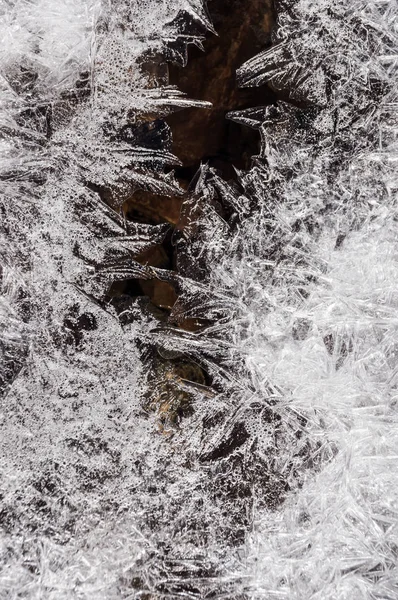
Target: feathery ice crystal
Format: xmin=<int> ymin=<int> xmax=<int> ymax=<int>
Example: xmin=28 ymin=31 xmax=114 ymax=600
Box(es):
xmin=1 ymin=0 xmax=398 ymax=598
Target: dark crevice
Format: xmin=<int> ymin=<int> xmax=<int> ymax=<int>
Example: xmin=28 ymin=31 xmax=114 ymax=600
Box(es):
xmin=167 ymin=0 xmax=277 ymax=182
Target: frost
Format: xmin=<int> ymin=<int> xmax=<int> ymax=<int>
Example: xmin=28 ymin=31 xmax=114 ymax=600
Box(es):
xmin=1 ymin=0 xmax=398 ymax=598
xmin=166 ymin=1 xmax=398 ymax=597
xmin=156 ymin=0 xmax=398 ymax=597
xmin=0 ymin=0 xmax=216 ymax=596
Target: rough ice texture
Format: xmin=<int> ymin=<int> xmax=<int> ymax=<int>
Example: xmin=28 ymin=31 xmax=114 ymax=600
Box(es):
xmin=1 ymin=0 xmax=398 ymax=599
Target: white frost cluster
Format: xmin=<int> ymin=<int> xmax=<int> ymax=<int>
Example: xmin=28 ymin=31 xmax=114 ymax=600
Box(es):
xmin=178 ymin=1 xmax=398 ymax=597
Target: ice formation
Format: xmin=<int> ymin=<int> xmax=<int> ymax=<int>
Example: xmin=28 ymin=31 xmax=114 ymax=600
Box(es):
xmin=1 ymin=0 xmax=398 ymax=598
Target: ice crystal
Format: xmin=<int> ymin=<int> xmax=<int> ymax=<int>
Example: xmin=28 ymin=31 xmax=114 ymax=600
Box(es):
xmin=1 ymin=0 xmax=398 ymax=598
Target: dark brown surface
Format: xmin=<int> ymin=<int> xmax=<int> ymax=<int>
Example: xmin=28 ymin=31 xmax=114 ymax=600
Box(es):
xmin=168 ymin=0 xmax=276 ymax=179
xmin=123 ymin=190 xmax=183 ymax=225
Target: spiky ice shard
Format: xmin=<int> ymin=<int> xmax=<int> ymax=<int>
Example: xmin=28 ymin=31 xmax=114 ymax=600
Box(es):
xmin=1 ymin=0 xmax=398 ymax=599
